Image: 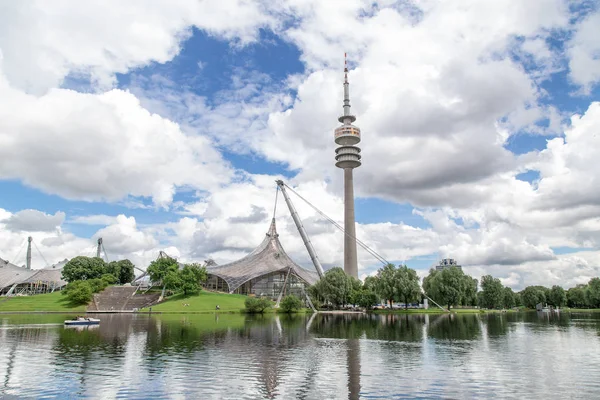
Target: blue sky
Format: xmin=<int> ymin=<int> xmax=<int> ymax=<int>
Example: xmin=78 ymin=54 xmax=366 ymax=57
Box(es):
xmin=1 ymin=1 xmax=599 ymax=287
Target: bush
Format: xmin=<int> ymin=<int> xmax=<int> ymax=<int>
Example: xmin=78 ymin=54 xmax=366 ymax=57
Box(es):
xmin=63 ymin=281 xmax=93 ymax=305
xmin=88 ymin=278 xmax=108 ymax=293
xmin=101 ymin=273 xmax=117 ymax=285
xmin=279 ymin=295 xmax=303 ymax=313
xmin=244 ymin=297 xmax=272 ymax=313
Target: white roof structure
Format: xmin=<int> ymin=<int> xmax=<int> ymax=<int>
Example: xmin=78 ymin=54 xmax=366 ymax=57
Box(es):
xmin=207 ymin=218 xmax=320 ymax=293
xmin=0 ymin=257 xmax=67 ymax=292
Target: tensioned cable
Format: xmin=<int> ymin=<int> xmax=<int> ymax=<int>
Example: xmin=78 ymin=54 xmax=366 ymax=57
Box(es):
xmin=11 ymin=239 xmax=27 ymax=265
xmin=282 ymin=183 xmax=390 ymax=266
xmin=273 ymin=186 xmax=279 ymax=220
xmin=33 ymin=241 xmax=50 ymax=267
xmin=102 ymin=244 xmax=110 ymax=262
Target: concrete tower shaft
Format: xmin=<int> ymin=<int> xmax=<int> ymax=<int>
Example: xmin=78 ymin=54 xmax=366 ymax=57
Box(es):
xmin=335 ymin=54 xmax=360 ymax=279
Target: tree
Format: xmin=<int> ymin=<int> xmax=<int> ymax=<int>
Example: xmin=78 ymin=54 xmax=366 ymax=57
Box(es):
xmin=61 ymin=256 xmax=106 ymax=282
xmin=106 ymin=259 xmax=136 ymax=284
xmin=321 ymin=267 xmax=353 ymax=307
xmin=395 ymin=266 xmax=421 ymax=309
xmin=480 ymin=275 xmax=504 ymax=309
xmin=147 ymin=256 xmax=179 ymax=284
xmin=64 ymin=281 xmax=93 ymax=305
xmin=567 ymin=285 xmax=587 ymax=308
xmin=179 ymin=263 xmax=208 ymax=296
xmin=424 ymin=267 xmax=467 ymax=310
xmin=244 ymin=297 xmax=272 ymax=313
xmin=503 ymin=287 xmax=516 ymax=309
xmin=462 ymin=277 xmax=478 ymax=306
xmin=548 ymin=285 xmax=567 ymax=308
xmin=521 ymin=286 xmax=546 ymax=308
xmin=356 ymin=290 xmax=379 ymax=309
xmin=376 ymin=263 xmax=398 ymax=308
xmin=587 ymin=278 xmax=600 ymax=308
xmin=280 ymin=295 xmax=303 ymax=313
xmin=363 ymin=275 xmax=379 ymax=292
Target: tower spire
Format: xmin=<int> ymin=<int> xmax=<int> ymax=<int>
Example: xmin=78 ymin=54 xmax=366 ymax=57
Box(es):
xmin=334 ymin=53 xmax=361 ymax=279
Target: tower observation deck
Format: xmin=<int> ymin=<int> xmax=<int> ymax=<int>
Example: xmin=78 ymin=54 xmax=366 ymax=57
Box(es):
xmin=335 ymin=54 xmax=360 ymax=278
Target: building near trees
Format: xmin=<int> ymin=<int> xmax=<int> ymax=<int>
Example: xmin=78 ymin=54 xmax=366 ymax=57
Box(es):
xmin=0 ymin=257 xmax=67 ymax=295
xmin=205 ymin=219 xmax=319 ymax=299
xmin=435 ymin=258 xmax=462 ymax=271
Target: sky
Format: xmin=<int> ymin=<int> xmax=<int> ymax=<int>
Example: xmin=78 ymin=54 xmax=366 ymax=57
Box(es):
xmin=1 ymin=0 xmax=600 ymax=290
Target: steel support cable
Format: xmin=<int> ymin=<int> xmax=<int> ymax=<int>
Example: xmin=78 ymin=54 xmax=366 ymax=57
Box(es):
xmin=282 ymin=183 xmax=390 ymax=266
xmin=102 ymin=244 xmax=110 ymax=262
xmin=11 ymin=239 xmax=27 ymax=265
xmin=273 ymin=186 xmax=279 ymax=220
xmin=32 ymin=241 xmax=50 ymax=267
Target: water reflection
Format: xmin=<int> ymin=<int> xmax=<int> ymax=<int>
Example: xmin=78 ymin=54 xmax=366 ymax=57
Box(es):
xmin=1 ymin=312 xmax=600 ymax=399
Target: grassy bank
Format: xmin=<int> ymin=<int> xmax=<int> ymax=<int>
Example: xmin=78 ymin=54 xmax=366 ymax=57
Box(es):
xmin=0 ymin=292 xmax=86 ymax=313
xmin=143 ymin=291 xmax=247 ymax=313
xmin=563 ymin=308 xmax=600 ymax=312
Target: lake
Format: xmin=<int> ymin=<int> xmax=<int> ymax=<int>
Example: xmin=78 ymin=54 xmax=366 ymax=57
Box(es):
xmin=1 ymin=311 xmax=599 ymax=399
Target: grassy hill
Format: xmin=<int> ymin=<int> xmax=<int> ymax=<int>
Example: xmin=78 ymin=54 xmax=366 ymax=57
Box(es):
xmin=0 ymin=291 xmax=86 ymax=312
xmin=144 ymin=290 xmax=247 ymax=313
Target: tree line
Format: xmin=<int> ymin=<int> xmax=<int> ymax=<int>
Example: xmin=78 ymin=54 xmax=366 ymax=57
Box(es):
xmin=307 ymin=263 xmax=600 ymax=311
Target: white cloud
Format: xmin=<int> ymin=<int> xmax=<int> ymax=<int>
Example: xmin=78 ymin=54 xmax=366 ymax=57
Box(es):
xmin=0 ymin=0 xmax=276 ymax=94
xmin=69 ymin=215 xmax=119 ymax=226
xmin=2 ymin=209 xmax=65 ymax=232
xmin=0 ymin=82 xmax=233 ymax=207
xmin=568 ymin=10 xmax=600 ymax=92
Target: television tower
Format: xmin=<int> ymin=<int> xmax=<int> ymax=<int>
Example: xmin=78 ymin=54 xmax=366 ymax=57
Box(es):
xmin=334 ymin=53 xmax=361 ymax=278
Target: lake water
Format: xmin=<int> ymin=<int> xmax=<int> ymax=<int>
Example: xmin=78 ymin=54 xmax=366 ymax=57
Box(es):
xmin=1 ymin=312 xmax=599 ymax=399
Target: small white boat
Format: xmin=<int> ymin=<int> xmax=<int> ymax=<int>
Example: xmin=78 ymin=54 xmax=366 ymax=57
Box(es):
xmin=64 ymin=317 xmax=100 ymax=326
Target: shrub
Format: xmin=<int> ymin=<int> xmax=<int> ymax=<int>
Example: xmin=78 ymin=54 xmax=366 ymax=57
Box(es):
xmin=88 ymin=278 xmax=108 ymax=293
xmin=244 ymin=297 xmax=272 ymax=313
xmin=101 ymin=273 xmax=117 ymax=285
xmin=63 ymin=281 xmax=93 ymax=305
xmin=279 ymin=295 xmax=303 ymax=313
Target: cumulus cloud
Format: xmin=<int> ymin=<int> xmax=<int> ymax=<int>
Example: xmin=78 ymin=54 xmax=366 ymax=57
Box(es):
xmin=0 ymin=0 xmax=276 ymax=94
xmin=0 ymin=83 xmax=233 ymax=207
xmin=3 ymin=209 xmax=65 ymax=232
xmin=568 ymin=10 xmax=600 ymax=92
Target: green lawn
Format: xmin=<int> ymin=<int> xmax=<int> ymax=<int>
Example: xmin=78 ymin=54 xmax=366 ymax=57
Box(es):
xmin=0 ymin=292 xmax=86 ymax=312
xmin=144 ymin=291 xmax=248 ymax=313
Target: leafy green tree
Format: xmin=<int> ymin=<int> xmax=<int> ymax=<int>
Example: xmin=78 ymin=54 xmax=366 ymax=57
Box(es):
xmin=147 ymin=256 xmax=179 ymax=284
xmin=363 ymin=276 xmax=379 ymax=292
xmin=244 ymin=297 xmax=272 ymax=313
xmin=521 ymin=286 xmax=546 ymax=308
xmin=357 ymin=290 xmax=379 ymax=309
xmin=179 ymin=263 xmax=208 ymax=296
xmin=321 ymin=267 xmax=353 ymax=307
xmin=462 ymin=276 xmax=478 ymax=306
xmin=162 ymin=270 xmax=182 ymax=293
xmin=567 ymin=285 xmax=588 ymax=308
xmin=587 ymin=278 xmax=600 ymax=308
xmin=480 ymin=275 xmax=504 ymax=309
xmin=503 ymin=287 xmax=516 ymax=309
xmin=424 ymin=267 xmax=467 ymax=310
xmin=280 ymin=295 xmax=303 ymax=313
xmin=63 ymin=280 xmax=93 ymax=305
xmin=376 ymin=263 xmax=398 ymax=308
xmin=548 ymin=285 xmax=567 ymax=308
xmin=61 ymin=256 xmax=106 ymax=282
xmin=101 ymin=273 xmax=117 ymax=285
xmin=87 ymin=278 xmax=108 ymax=293
xmin=106 ymin=259 xmax=136 ymax=284
xmin=395 ymin=266 xmax=421 ymax=309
